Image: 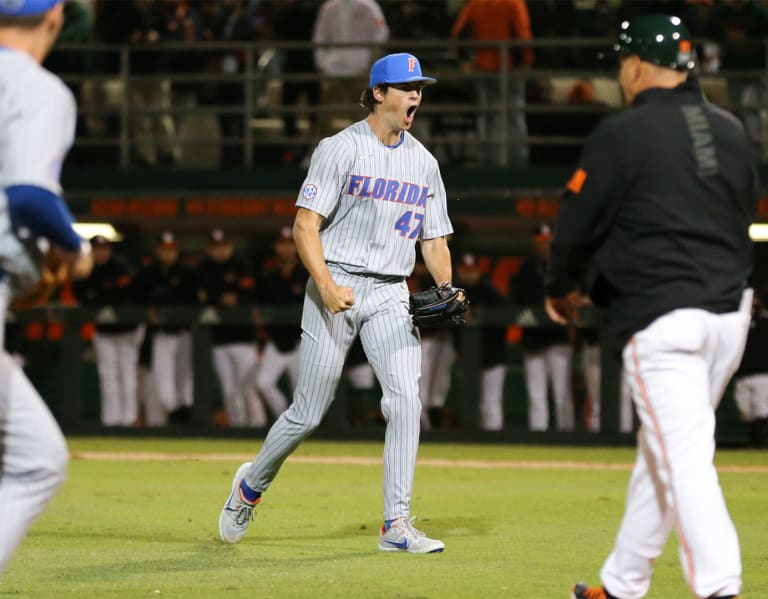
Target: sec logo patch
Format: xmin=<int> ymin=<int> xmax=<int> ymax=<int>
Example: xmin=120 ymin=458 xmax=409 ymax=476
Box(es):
xmin=302 ymin=184 xmax=318 ymax=200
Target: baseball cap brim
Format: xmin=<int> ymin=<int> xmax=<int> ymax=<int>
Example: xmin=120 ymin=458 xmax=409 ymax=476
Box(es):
xmin=0 ymin=0 xmax=63 ymax=17
xmin=378 ymin=75 xmax=437 ymax=86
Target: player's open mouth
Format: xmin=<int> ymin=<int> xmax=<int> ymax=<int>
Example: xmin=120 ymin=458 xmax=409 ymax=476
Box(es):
xmin=406 ymin=105 xmax=417 ymax=124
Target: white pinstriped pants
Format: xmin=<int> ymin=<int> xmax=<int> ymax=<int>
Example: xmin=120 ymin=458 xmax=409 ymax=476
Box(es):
xmin=244 ymin=268 xmax=422 ymax=520
xmin=601 ymin=292 xmax=751 ymax=599
xmin=0 ymin=283 xmax=67 ymax=576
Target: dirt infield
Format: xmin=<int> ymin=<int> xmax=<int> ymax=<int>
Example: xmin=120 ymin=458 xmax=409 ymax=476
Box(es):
xmin=69 ymin=451 xmax=768 ymax=473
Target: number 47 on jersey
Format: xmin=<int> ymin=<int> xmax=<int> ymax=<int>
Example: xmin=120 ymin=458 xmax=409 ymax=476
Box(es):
xmin=394 ymin=211 xmax=424 ymax=239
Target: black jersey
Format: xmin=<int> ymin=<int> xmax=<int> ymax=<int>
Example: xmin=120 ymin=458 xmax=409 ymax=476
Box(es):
xmin=546 ymin=78 xmax=759 ymax=353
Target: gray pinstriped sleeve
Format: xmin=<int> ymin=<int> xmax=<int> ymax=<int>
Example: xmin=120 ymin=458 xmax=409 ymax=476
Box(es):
xmin=421 ymin=159 xmax=453 ymax=241
xmin=296 ymin=134 xmax=355 ymax=217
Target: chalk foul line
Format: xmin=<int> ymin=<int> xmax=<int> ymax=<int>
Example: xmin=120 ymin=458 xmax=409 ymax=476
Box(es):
xmin=68 ymin=451 xmax=768 ymax=474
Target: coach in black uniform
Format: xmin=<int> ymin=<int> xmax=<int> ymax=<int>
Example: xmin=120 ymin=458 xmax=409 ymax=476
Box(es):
xmin=545 ymin=15 xmax=758 ymax=599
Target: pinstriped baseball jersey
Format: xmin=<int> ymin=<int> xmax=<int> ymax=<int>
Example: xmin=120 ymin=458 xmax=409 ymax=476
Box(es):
xmin=0 ymin=48 xmax=75 ymax=193
xmin=0 ymin=48 xmax=76 ymax=293
xmin=297 ymin=119 xmax=453 ymax=277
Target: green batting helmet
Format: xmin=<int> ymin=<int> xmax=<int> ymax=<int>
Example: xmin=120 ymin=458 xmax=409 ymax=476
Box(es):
xmin=613 ymin=14 xmax=695 ymax=71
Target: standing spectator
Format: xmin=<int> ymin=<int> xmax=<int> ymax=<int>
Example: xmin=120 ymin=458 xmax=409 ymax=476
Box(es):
xmin=451 ymin=0 xmax=534 ymax=166
xmin=72 ymin=235 xmax=142 ymax=427
xmin=514 ymin=223 xmax=574 ymax=431
xmin=254 ymin=227 xmax=306 ymax=421
xmin=733 ymin=286 xmax=768 ymax=447
xmin=196 ymin=228 xmax=259 ymax=427
xmin=455 ymin=253 xmax=508 ymax=431
xmin=312 ymin=0 xmax=389 ymax=137
xmin=272 ymin=0 xmax=321 ymax=165
xmin=132 ymin=231 xmax=197 ymax=423
xmin=707 ymin=0 xmax=768 ymax=160
xmin=206 ymin=0 xmax=261 ymax=167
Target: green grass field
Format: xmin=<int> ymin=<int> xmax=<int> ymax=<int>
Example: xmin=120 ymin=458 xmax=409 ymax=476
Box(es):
xmin=2 ymin=438 xmax=767 ymax=598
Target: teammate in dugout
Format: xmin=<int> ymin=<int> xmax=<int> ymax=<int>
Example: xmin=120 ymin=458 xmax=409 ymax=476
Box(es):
xmin=0 ymin=0 xmax=94 ymax=576
xmin=544 ymin=15 xmax=758 ymax=599
xmin=219 ymin=52 xmax=460 ymax=553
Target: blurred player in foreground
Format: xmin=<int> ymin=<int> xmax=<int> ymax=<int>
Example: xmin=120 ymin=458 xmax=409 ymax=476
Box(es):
xmin=545 ymin=15 xmax=757 ymax=599
xmin=218 ymin=52 xmax=455 ymax=554
xmin=0 ymin=0 xmax=93 ymax=575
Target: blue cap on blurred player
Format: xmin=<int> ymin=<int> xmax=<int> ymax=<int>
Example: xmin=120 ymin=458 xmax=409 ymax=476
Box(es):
xmin=0 ymin=0 xmax=63 ymax=17
xmin=369 ymin=53 xmax=437 ymax=88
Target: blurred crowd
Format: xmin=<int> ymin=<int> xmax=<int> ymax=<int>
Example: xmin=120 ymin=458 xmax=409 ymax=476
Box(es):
xmin=45 ymin=0 xmax=768 ymax=168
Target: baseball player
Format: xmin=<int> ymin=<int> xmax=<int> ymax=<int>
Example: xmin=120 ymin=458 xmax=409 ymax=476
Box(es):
xmin=132 ymin=232 xmax=197 ymax=424
xmin=196 ymin=228 xmax=259 ymax=427
xmin=545 ymin=16 xmax=756 ymax=599
xmin=454 ymin=254 xmax=508 ymax=431
xmin=0 ymin=0 xmax=94 ymax=575
xmin=253 ymin=226 xmax=306 ymax=420
xmin=515 ymin=223 xmax=574 ymax=431
xmin=219 ymin=52 xmax=453 ymax=554
xmin=72 ymin=235 xmax=142 ymax=427
xmin=732 ymin=287 xmax=768 ymax=447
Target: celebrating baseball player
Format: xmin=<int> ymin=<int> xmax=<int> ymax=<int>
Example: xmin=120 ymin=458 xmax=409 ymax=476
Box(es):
xmin=0 ymin=0 xmax=94 ymax=575
xmin=545 ymin=15 xmax=757 ymax=599
xmin=219 ymin=52 xmax=465 ymax=553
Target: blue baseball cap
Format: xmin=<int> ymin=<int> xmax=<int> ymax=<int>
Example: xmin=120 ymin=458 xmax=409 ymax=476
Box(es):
xmin=369 ymin=53 xmax=437 ymax=88
xmin=0 ymin=0 xmax=63 ymax=16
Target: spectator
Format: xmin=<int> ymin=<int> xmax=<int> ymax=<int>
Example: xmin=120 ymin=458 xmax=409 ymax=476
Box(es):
xmin=91 ymin=0 xmax=179 ymax=165
xmin=454 ymin=254 xmax=509 ymax=431
xmin=312 ymin=0 xmax=389 ymax=137
xmin=733 ymin=286 xmax=768 ymax=447
xmin=707 ymin=0 xmax=768 ymax=159
xmin=205 ymin=0 xmax=262 ymax=167
xmin=272 ymin=0 xmax=321 ymax=165
xmin=451 ymin=0 xmax=534 ymax=166
xmin=253 ymin=227 xmax=306 ymax=422
xmin=527 ymin=79 xmax=609 ymax=166
xmin=196 ymin=228 xmax=260 ymax=427
xmin=132 ymin=231 xmax=197 ymax=424
xmin=72 ymin=235 xmax=142 ymax=427
xmin=513 ymin=223 xmax=574 ymax=431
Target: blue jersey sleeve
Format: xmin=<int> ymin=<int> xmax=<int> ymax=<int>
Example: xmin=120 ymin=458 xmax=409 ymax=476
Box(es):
xmin=5 ymin=184 xmax=82 ymax=252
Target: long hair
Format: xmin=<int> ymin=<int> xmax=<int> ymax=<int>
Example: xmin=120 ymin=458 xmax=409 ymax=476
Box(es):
xmin=359 ymin=84 xmax=389 ymax=113
xmin=0 ymin=13 xmax=46 ymax=28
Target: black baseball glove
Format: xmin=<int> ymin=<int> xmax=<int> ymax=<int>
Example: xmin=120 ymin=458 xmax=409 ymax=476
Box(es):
xmin=409 ymin=283 xmax=470 ymax=328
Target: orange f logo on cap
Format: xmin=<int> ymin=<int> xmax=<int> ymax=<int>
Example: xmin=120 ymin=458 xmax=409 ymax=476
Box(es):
xmin=408 ymin=57 xmax=417 ymax=72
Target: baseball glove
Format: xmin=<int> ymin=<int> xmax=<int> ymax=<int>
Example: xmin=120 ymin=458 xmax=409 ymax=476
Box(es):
xmin=9 ymin=251 xmax=68 ymax=310
xmin=409 ymin=283 xmax=470 ymax=328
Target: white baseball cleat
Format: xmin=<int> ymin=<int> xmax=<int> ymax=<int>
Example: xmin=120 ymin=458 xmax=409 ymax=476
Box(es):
xmin=218 ymin=462 xmax=258 ymax=544
xmin=378 ymin=516 xmax=445 ymax=554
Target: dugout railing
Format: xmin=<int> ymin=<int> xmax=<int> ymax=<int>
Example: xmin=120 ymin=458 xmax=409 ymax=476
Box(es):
xmin=8 ymin=303 xmax=748 ymax=447
xmin=47 ymin=37 xmax=768 ymax=169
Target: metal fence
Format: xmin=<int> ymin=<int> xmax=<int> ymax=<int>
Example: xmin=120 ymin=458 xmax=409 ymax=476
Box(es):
xmin=49 ymin=38 xmax=768 ymax=169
